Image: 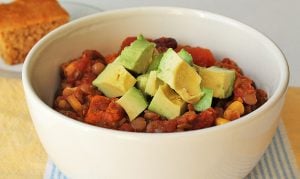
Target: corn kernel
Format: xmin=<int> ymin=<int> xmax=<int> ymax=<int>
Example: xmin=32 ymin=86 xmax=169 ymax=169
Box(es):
xmin=223 ymin=109 xmax=240 ymax=120
xmin=216 ymin=117 xmax=230 ymax=125
xmin=227 ymin=101 xmax=244 ymax=115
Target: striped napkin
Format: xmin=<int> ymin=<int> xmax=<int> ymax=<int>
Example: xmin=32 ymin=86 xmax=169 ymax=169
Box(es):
xmin=44 ymin=121 xmax=299 ymax=179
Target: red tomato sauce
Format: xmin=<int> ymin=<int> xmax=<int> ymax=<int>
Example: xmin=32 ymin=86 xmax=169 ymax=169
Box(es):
xmin=53 ymin=36 xmax=268 ymax=133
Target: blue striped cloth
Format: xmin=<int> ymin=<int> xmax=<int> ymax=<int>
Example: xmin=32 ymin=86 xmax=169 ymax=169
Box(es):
xmin=44 ymin=121 xmax=299 ymax=179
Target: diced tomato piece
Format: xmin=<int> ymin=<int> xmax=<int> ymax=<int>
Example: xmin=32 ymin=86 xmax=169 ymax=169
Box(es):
xmin=184 ymin=47 xmax=216 ymax=67
xmin=85 ymin=95 xmax=111 ymax=124
xmin=105 ymin=53 xmax=118 ymax=64
xmin=85 ymin=95 xmax=125 ymax=125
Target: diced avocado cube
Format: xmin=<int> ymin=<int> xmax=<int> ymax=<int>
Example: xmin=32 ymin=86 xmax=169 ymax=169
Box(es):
xmin=199 ymin=66 xmax=236 ymax=98
xmin=136 ymin=73 xmax=150 ymax=94
xmin=147 ymin=49 xmax=163 ymax=72
xmin=117 ymin=87 xmax=148 ymax=121
xmin=193 ymin=88 xmax=213 ymax=111
xmin=178 ymin=49 xmax=193 ymax=65
xmin=145 ymin=71 xmax=164 ymax=96
xmin=148 ymin=84 xmax=186 ymax=119
xmin=117 ymin=35 xmax=155 ymax=74
xmin=157 ymin=48 xmax=202 ymax=104
xmin=92 ymin=63 xmax=136 ymax=98
xmin=193 ymin=64 xmax=204 ymax=73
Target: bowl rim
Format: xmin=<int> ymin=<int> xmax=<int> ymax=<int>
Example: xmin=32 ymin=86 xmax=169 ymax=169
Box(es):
xmin=22 ymin=6 xmax=289 ymax=138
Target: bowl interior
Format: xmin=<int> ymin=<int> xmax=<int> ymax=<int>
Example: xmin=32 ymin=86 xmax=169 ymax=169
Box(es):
xmin=25 ymin=7 xmax=288 ymax=114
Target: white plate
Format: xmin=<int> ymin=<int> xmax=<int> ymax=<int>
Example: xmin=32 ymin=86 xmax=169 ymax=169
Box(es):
xmin=0 ymin=1 xmax=102 ymax=78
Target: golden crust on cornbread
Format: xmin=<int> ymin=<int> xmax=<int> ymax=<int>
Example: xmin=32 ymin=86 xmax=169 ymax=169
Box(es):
xmin=0 ymin=0 xmax=69 ymax=64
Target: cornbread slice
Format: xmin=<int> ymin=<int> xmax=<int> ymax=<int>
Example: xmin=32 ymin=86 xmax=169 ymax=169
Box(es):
xmin=0 ymin=0 xmax=69 ymax=65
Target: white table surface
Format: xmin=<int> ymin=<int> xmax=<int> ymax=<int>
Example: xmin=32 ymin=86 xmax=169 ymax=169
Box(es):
xmin=67 ymin=0 xmax=299 ymax=87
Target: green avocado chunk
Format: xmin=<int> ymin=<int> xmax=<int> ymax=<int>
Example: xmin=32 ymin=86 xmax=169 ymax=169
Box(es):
xmin=136 ymin=73 xmax=150 ymax=94
xmin=117 ymin=35 xmax=155 ymax=74
xmin=148 ymin=84 xmax=187 ymax=119
xmin=145 ymin=71 xmax=164 ymax=96
xmin=157 ymin=48 xmax=202 ymax=104
xmin=193 ymin=88 xmax=213 ymax=111
xmin=199 ymin=66 xmax=236 ymax=98
xmin=178 ymin=49 xmax=193 ymax=65
xmin=147 ymin=49 xmax=163 ymax=72
xmin=92 ymin=63 xmax=136 ymax=98
xmin=117 ymin=87 xmax=148 ymax=121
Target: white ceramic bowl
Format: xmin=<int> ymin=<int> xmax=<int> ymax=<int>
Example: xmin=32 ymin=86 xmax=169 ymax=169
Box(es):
xmin=22 ymin=7 xmax=289 ymax=179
